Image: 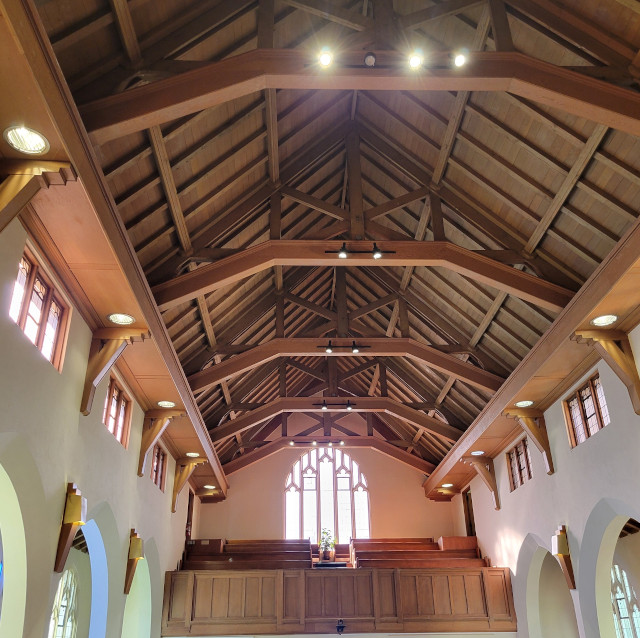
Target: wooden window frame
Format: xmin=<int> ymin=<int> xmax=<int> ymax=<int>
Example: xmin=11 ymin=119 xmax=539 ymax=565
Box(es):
xmin=563 ymin=373 xmax=609 ymax=448
xmin=102 ymin=376 xmax=132 ymax=447
xmin=151 ymin=443 xmax=167 ymax=491
xmin=9 ymin=248 xmax=70 ymax=370
xmin=506 ymin=437 xmax=533 ymax=492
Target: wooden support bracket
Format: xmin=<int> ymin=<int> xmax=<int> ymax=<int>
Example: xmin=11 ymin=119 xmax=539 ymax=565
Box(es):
xmin=138 ymin=409 xmax=185 ymax=476
xmin=124 ymin=529 xmax=144 ymax=594
xmin=552 ymin=525 xmax=575 ymax=589
xmin=54 ymin=483 xmax=87 ymax=572
xmin=172 ymin=457 xmax=207 ymax=513
xmin=503 ymin=408 xmax=554 ymax=474
xmin=574 ymin=329 xmax=640 ymax=415
xmin=462 ymin=456 xmax=500 ymax=510
xmin=80 ymin=329 xmax=149 ymax=416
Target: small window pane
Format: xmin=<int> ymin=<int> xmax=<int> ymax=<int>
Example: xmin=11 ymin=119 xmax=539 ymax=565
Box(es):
xmin=9 ymin=257 xmax=30 ymax=322
xmin=568 ymin=397 xmax=586 ymax=443
xmin=24 ymin=278 xmax=46 ymax=344
xmin=41 ymin=300 xmax=61 ymax=361
xmin=594 ymin=377 xmax=610 ymax=426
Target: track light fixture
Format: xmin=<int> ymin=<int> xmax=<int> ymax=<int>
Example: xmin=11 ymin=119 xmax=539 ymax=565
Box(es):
xmin=325 ymin=340 xmax=333 ymax=354
xmin=318 ymin=341 xmax=370 ymax=353
xmin=321 ymin=400 xmax=328 ymax=411
xmin=338 ymin=243 xmax=348 ymax=258
xmin=325 ymin=243 xmax=395 ymax=258
xmin=346 ymin=400 xmax=353 ymax=411
xmin=313 ymin=400 xmax=357 ymax=411
xmin=372 ymin=244 xmax=383 ymax=259
xmin=351 ymin=341 xmax=360 ymax=354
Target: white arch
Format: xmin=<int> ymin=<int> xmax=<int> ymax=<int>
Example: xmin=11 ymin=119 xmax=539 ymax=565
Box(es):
xmin=578 ymin=497 xmax=640 ymax=638
xmin=82 ymin=520 xmax=108 ymax=638
xmin=143 ymin=538 xmax=163 ymax=638
xmin=0 ymin=462 xmax=27 ymax=638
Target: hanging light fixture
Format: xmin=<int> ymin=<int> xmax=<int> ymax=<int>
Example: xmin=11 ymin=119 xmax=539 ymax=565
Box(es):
xmin=346 ymin=400 xmax=353 ymax=411
xmin=351 ymin=341 xmax=360 ymax=354
xmin=325 ymin=340 xmax=333 ymax=354
xmin=372 ymin=244 xmax=383 ymax=259
xmin=338 ymin=243 xmax=348 ymax=259
xmin=321 ymin=400 xmax=328 ymax=411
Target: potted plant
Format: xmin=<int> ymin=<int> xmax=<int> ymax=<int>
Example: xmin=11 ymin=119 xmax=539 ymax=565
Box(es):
xmin=319 ymin=528 xmax=336 ymax=562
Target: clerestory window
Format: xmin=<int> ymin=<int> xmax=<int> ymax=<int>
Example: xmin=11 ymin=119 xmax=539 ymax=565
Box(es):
xmin=564 ymin=373 xmax=610 ymax=447
xmin=284 ymin=446 xmax=370 ymax=544
xmin=48 ymin=568 xmax=78 ymax=638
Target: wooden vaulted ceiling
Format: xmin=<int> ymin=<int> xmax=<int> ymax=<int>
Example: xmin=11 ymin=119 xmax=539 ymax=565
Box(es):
xmin=35 ymin=0 xmax=640 ymax=475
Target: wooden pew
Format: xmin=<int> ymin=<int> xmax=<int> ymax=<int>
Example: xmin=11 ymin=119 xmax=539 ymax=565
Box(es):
xmin=355 ymin=557 xmax=487 ymax=569
xmin=183 ymin=559 xmax=312 ymax=570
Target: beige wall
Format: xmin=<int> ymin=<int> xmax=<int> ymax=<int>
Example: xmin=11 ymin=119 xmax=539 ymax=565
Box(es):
xmin=198 ymin=445 xmax=455 ymax=540
xmin=0 ymin=219 xmax=189 ymax=638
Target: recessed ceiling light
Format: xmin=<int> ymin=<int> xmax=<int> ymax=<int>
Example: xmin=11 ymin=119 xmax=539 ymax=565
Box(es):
xmin=107 ymin=312 xmax=135 ymax=325
xmin=157 ymin=400 xmax=176 ymax=408
xmin=185 ymin=452 xmax=200 ymax=457
xmin=453 ymin=53 xmax=467 ymax=67
xmin=590 ymin=314 xmax=618 ymax=327
xmin=408 ymin=52 xmax=423 ymax=69
xmin=470 ymin=450 xmax=485 ymax=456
xmin=442 ymin=483 xmax=454 ymax=488
xmin=318 ymin=49 xmax=333 ymax=67
xmin=204 ymin=484 xmax=215 ymax=490
xmin=515 ymin=400 xmax=534 ymax=408
xmin=3 ymin=125 xmax=50 ymax=155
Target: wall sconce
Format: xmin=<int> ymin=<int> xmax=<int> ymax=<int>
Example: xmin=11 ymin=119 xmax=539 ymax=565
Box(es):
xmin=552 ymin=525 xmax=575 ymax=589
xmin=54 ymin=483 xmax=87 ymax=572
xmin=125 ymin=529 xmax=145 ymax=594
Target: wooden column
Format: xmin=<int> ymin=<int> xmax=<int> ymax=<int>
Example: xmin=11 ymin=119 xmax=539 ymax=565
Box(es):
xmin=503 ymin=409 xmax=554 ymax=474
xmin=462 ymin=456 xmax=500 ymax=510
xmin=80 ymin=328 xmax=149 ymax=416
xmin=574 ymin=329 xmax=640 ymax=415
xmin=346 ymin=130 xmax=364 ymax=240
xmin=172 ymin=457 xmax=207 ymax=513
xmin=335 ymin=267 xmax=349 ymax=337
xmin=487 ymin=0 xmax=514 ymax=51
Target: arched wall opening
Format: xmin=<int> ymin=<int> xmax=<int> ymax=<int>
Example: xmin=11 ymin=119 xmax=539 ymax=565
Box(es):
xmin=82 ymin=520 xmax=108 ymax=638
xmin=0 ymin=462 xmax=26 ymax=638
xmin=579 ymin=498 xmax=640 ymax=638
xmin=121 ymin=556 xmax=152 ymax=638
xmin=516 ymin=536 xmax=579 ymax=638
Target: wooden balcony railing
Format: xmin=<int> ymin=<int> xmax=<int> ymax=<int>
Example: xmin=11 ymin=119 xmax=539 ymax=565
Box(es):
xmin=162 ymin=566 xmax=516 ymax=635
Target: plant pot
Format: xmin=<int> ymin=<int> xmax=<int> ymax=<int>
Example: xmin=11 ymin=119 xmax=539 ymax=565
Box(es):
xmin=322 ymin=549 xmax=335 ymax=562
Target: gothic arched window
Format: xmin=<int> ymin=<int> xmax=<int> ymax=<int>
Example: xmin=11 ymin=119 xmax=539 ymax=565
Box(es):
xmin=284 ymin=446 xmax=370 ymax=544
xmin=48 ymin=568 xmax=78 ymax=638
xmin=611 ymin=563 xmax=640 ymax=638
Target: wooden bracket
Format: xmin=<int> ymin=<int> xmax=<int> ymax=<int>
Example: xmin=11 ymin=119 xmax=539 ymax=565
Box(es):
xmin=172 ymin=458 xmax=207 ymax=513
xmin=137 ymin=409 xmax=185 ymax=476
xmin=54 ymin=483 xmax=87 ymax=572
xmin=574 ymin=329 xmax=640 ymax=415
xmin=80 ymin=329 xmax=150 ymax=416
xmin=124 ymin=529 xmax=144 ymax=594
xmin=552 ymin=525 xmax=575 ymax=589
xmin=462 ymin=456 xmax=500 ymax=510
xmin=503 ymin=408 xmax=554 ymax=474
xmin=0 ymin=160 xmax=76 ymax=234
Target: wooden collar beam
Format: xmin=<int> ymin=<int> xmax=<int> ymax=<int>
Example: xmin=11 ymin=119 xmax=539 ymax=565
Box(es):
xmin=223 ymin=435 xmax=436 ymax=475
xmin=80 ymin=49 xmax=640 ymax=144
xmin=210 ymin=396 xmax=463 ymax=443
xmin=188 ymin=337 xmax=504 ymax=394
xmin=153 ymin=240 xmax=574 ymax=312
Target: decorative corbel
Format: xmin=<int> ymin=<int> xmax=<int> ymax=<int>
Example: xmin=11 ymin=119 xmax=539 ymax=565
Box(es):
xmin=54 ymin=483 xmax=87 ymax=572
xmin=552 ymin=525 xmax=575 ymax=589
xmin=137 ymin=409 xmax=185 ymax=476
xmin=0 ymin=160 xmax=76 ymax=234
xmin=462 ymin=456 xmax=500 ymax=510
xmin=80 ymin=328 xmax=149 ymax=416
xmin=503 ymin=409 xmax=554 ymax=474
xmin=124 ymin=529 xmax=145 ymax=594
xmin=574 ymin=329 xmax=640 ymax=415
xmin=172 ymin=457 xmax=207 ymax=513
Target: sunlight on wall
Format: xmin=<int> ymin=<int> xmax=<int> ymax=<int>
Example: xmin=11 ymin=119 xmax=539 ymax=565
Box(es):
xmin=0 ymin=464 xmax=26 ymax=638
xmin=495 ymin=527 xmax=523 ymax=573
xmin=121 ymin=555 xmax=152 ymax=638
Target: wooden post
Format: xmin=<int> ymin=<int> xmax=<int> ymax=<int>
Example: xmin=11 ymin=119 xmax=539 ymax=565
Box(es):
xmin=335 ymin=268 xmax=349 ymax=337
xmin=346 ymin=130 xmax=364 ymax=240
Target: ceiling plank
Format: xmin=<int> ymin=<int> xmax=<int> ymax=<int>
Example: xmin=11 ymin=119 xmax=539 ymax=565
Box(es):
xmin=153 ymin=239 xmax=575 ymax=311
xmin=397 ymin=0 xmax=484 ymax=30
xmin=281 ymin=0 xmax=372 ymax=31
xmin=187 ymin=336 xmax=504 ymax=394
xmin=79 ymin=50 xmax=640 ymax=144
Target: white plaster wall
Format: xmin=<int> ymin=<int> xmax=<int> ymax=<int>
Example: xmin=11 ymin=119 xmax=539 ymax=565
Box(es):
xmin=0 ymin=219 xmax=189 ymax=638
xmin=197 ymin=446 xmax=455 ymax=540
xmin=460 ymin=327 xmax=640 ymax=637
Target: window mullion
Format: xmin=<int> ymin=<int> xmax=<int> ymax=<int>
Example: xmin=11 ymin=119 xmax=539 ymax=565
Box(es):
xmin=18 ymin=262 xmax=37 ymax=330
xmin=590 ymin=378 xmax=605 ymax=432
xmin=576 ymin=387 xmax=590 ymax=439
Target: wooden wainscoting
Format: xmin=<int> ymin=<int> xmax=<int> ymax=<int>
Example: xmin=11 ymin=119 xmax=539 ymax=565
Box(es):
xmin=162 ymin=567 xmax=516 ymax=635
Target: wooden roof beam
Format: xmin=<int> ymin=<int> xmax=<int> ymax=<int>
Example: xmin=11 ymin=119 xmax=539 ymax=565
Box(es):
xmin=210 ymin=396 xmax=462 ymax=443
xmin=80 ymin=49 xmax=640 ymax=144
xmin=188 ymin=336 xmax=504 ymax=394
xmin=153 ymin=239 xmax=574 ymax=312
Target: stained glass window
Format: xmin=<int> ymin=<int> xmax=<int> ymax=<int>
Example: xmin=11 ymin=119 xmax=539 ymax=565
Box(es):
xmin=48 ymin=569 xmax=78 ymax=638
